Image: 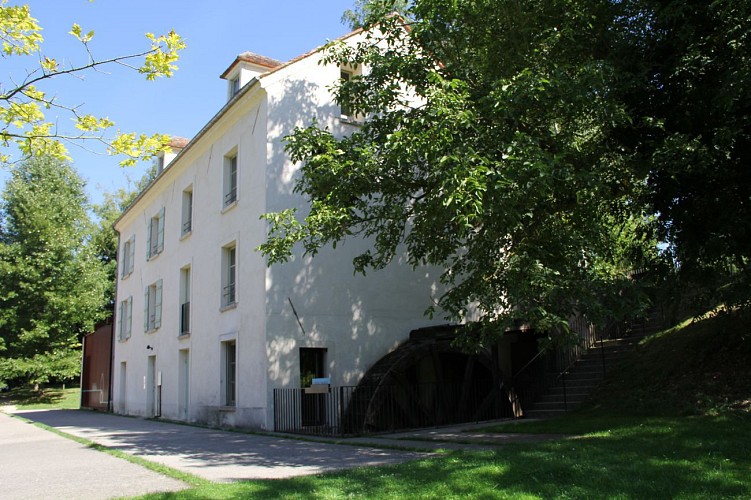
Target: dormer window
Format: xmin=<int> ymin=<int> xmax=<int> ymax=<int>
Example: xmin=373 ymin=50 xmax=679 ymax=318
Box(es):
xmin=155 ymin=154 xmax=165 ymax=174
xmin=229 ymin=75 xmax=240 ymax=98
xmin=153 ymin=137 xmax=188 ymax=173
xmin=220 ymin=52 xmax=283 ymax=101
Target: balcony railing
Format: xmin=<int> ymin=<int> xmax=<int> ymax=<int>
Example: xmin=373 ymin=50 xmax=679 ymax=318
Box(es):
xmin=182 ymin=218 xmax=192 ymax=234
xmin=180 ymin=302 xmax=190 ymax=335
xmin=224 ymin=187 xmax=237 ymax=206
xmin=222 ymin=283 xmax=236 ymax=307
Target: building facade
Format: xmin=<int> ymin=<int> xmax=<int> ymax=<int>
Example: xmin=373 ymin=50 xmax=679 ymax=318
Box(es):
xmin=112 ymin=30 xmax=444 ymax=430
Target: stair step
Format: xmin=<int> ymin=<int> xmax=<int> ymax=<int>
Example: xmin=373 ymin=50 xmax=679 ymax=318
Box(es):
xmin=527 ymin=401 xmax=571 ymax=411
xmin=524 ymin=409 xmax=568 ymax=419
xmin=537 ymin=393 xmax=589 ymax=403
xmin=520 ymin=307 xmax=666 ymax=420
xmin=554 ymin=379 xmax=601 ymax=388
xmin=539 ymin=388 xmax=592 ymax=397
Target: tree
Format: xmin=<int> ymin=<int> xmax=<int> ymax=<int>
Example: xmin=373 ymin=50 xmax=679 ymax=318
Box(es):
xmin=0 ymin=1 xmax=185 ymax=166
xmin=341 ymin=0 xmax=411 ymax=29
xmin=260 ymin=0 xmax=661 ymax=342
xmin=0 ymin=155 xmax=109 ymax=385
xmin=635 ymin=0 xmax=751 ymax=308
xmin=89 ymin=164 xmax=157 ymax=312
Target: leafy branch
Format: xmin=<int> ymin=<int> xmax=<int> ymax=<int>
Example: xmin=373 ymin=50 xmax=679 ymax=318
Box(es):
xmin=0 ymin=1 xmax=185 ymax=166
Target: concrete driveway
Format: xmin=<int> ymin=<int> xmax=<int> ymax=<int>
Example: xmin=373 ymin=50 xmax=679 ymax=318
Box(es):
xmin=9 ymin=409 xmax=428 ymax=483
xmin=0 ymin=411 xmax=187 ymax=500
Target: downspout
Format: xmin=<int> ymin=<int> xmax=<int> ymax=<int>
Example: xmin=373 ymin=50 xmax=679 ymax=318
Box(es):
xmin=108 ymin=229 xmax=122 ymax=412
xmin=79 ymin=334 xmax=86 ymax=409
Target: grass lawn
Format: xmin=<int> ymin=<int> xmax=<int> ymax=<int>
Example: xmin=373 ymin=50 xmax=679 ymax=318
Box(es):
xmin=134 ymin=413 xmax=750 ymax=499
xmin=0 ymin=385 xmax=80 ymax=410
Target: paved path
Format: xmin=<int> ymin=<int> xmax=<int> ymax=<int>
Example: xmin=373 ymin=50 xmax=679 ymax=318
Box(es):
xmin=0 ymin=411 xmax=187 ymax=500
xmin=3 ymin=409 xmax=563 ymax=499
xmin=11 ymin=409 xmax=429 ymax=483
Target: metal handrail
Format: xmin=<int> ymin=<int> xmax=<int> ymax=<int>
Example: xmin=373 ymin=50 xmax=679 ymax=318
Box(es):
xmin=223 ymin=284 xmax=236 ymax=306
xmin=224 ymin=188 xmax=237 ymax=206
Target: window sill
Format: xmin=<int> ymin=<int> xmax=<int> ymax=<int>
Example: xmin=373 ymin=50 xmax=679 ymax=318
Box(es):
xmin=221 ymin=200 xmax=238 ymax=214
xmin=178 ymin=332 xmax=190 ymax=340
xmin=340 ymin=116 xmax=363 ymax=126
xmin=218 ymin=406 xmax=236 ymax=412
xmin=180 ymin=230 xmax=192 ymax=241
xmin=220 ymin=302 xmax=238 ymax=313
xmin=146 ymin=327 xmax=160 ymax=334
xmin=121 ymin=271 xmax=133 ymax=281
xmin=147 ymin=251 xmax=163 ymax=262
xmin=118 ymin=337 xmax=130 ymax=343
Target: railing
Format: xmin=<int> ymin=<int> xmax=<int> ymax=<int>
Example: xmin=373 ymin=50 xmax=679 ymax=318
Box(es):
xmin=180 ymin=302 xmax=190 ymax=335
xmin=512 ymin=315 xmax=625 ymax=413
xmin=274 ymin=380 xmax=514 ymax=437
xmin=182 ymin=218 xmax=192 ymax=234
xmin=224 ymin=188 xmax=237 ymax=206
xmin=222 ymin=284 xmax=236 ymax=307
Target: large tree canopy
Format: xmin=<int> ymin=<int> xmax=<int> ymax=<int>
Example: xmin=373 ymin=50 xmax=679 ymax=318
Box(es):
xmin=261 ymin=0 xmax=750 ymax=340
xmin=640 ymin=0 xmax=751 ymax=306
xmin=260 ymin=0 xmax=662 ymax=340
xmin=0 ymin=156 xmax=108 ymax=384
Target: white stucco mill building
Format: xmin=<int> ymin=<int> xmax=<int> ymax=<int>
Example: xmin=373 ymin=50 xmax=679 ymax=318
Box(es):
xmin=111 ymin=28 xmax=446 ymax=430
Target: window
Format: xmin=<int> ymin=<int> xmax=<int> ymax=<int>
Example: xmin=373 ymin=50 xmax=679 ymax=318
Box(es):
xmin=339 ymin=65 xmax=363 ymax=122
xmin=118 ymin=296 xmax=132 ymax=341
xmin=179 ymin=266 xmax=191 ymax=336
xmin=221 ymin=244 xmax=237 ymax=308
xmin=121 ymin=235 xmax=135 ymax=278
xmin=221 ymin=340 xmax=236 ymax=407
xmin=147 ymin=207 xmax=165 ymax=259
xmin=300 ymin=348 xmax=327 ymax=426
xmin=300 ymin=348 xmax=326 ymax=387
xmin=155 ymin=154 xmax=165 ymax=174
xmin=340 ymin=69 xmax=353 ymax=119
xmin=223 ymin=154 xmax=238 ymax=207
xmin=229 ymin=76 xmax=240 ymax=99
xmin=181 ymin=187 xmax=193 ymax=236
xmin=144 ymin=279 xmax=163 ymax=332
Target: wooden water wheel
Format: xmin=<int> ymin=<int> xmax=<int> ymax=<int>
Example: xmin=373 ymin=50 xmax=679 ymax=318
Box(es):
xmin=342 ymin=325 xmax=511 ymax=434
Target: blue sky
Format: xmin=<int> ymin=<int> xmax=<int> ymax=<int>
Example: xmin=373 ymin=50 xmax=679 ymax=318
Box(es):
xmin=2 ymin=0 xmax=355 ymax=205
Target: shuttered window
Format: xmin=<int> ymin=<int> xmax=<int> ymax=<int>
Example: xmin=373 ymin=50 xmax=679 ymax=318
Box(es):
xmin=121 ymin=236 xmax=135 ymax=278
xmin=146 ymin=207 xmax=165 ymax=259
xmin=144 ymin=279 xmax=163 ymax=332
xmin=118 ymin=296 xmax=132 ymax=341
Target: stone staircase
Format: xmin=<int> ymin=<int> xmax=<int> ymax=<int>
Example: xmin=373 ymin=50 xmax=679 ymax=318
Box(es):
xmin=523 ymin=312 xmax=665 ymax=419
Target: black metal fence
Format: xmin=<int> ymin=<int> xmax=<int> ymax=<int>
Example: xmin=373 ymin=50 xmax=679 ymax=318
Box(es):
xmin=274 ymin=380 xmax=514 ymax=436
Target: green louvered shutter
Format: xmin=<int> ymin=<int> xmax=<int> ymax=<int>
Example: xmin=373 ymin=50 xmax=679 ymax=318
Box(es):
xmin=154 ymin=279 xmax=163 ymax=329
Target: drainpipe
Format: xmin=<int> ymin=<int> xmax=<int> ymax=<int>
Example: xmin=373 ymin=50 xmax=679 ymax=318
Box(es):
xmin=108 ymin=230 xmax=121 ymax=413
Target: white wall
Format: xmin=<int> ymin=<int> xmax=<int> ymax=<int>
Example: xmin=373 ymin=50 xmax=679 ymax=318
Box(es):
xmin=260 ymin=36 xmax=445 ymax=427
xmin=113 ymin=87 xmax=271 ymax=427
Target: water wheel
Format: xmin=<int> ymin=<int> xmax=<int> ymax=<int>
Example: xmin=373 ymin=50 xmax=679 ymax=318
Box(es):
xmin=342 ymin=325 xmax=511 ymax=434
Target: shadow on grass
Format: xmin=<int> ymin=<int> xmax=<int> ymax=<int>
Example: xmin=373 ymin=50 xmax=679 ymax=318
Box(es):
xmin=141 ymin=415 xmax=751 ymax=499
xmin=0 ymin=386 xmax=73 ymax=407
